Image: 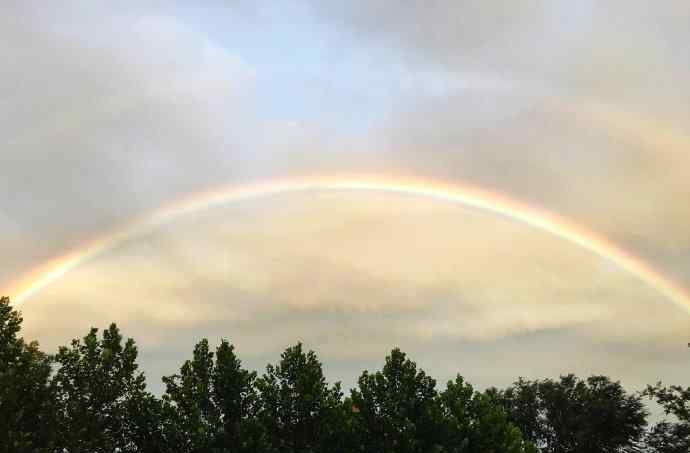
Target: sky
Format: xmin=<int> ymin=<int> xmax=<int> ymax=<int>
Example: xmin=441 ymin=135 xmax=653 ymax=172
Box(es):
xmin=1 ymin=1 xmax=689 ymax=394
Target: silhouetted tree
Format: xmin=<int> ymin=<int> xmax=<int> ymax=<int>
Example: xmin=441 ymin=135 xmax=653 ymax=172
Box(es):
xmin=492 ymin=378 xmax=543 ymax=446
xmin=644 ymin=383 xmax=690 ymax=453
xmin=162 ymin=339 xmax=220 ymax=452
xmin=51 ymin=323 xmax=162 ymax=452
xmin=2 ymin=298 xmax=686 ymax=453
xmin=162 ymin=338 xmax=268 ymax=452
xmin=212 ymin=340 xmax=267 ymax=451
xmin=255 ymin=343 xmax=344 ymax=453
xmin=350 ymin=348 xmax=444 ymax=453
xmin=441 ymin=376 xmax=536 ymax=453
xmin=498 ymin=374 xmax=647 ymax=453
xmin=0 ymin=297 xmax=55 ymax=453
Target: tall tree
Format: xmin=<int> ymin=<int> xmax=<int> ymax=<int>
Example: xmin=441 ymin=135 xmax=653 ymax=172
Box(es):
xmin=0 ymin=297 xmax=55 ymax=453
xmin=441 ymin=376 xmax=536 ymax=453
xmin=255 ymin=343 xmax=344 ymax=453
xmin=498 ymin=375 xmax=647 ymax=453
xmin=212 ymin=339 xmax=266 ymax=451
xmin=644 ymin=383 xmax=690 ymax=453
xmin=350 ymin=348 xmax=443 ymax=453
xmin=493 ymin=379 xmax=543 ymax=446
xmin=4 ymin=297 xmax=682 ymax=452
xmin=162 ymin=339 xmax=220 ymax=452
xmin=51 ymin=323 xmax=162 ymax=453
xmin=162 ymin=338 xmax=268 ymax=453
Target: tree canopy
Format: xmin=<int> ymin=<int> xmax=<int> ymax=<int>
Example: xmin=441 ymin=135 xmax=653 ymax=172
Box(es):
xmin=0 ymin=297 xmax=686 ymax=452
xmin=0 ymin=297 xmax=54 ymax=453
xmin=496 ymin=374 xmax=648 ymax=453
xmin=644 ymin=383 xmax=690 ymax=453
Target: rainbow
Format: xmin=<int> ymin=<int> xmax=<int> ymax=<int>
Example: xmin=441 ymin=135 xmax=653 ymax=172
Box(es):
xmin=4 ymin=174 xmax=690 ymax=313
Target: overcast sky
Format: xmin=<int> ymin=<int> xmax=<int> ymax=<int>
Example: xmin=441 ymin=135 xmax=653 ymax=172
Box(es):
xmin=2 ymin=1 xmax=689 ymax=394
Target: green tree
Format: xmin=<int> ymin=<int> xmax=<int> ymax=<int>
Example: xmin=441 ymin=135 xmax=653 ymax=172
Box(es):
xmin=0 ymin=297 xmax=55 ymax=453
xmin=498 ymin=375 xmax=647 ymax=453
xmin=350 ymin=348 xmax=443 ymax=453
xmin=162 ymin=339 xmax=220 ymax=452
xmin=644 ymin=383 xmax=690 ymax=453
xmin=255 ymin=343 xmax=344 ymax=453
xmin=162 ymin=339 xmax=268 ymax=453
xmin=4 ymin=296 xmax=678 ymax=452
xmin=51 ymin=323 xmax=162 ymax=453
xmin=212 ymin=340 xmax=266 ymax=451
xmin=441 ymin=376 xmax=536 ymax=453
xmin=492 ymin=379 xmax=543 ymax=446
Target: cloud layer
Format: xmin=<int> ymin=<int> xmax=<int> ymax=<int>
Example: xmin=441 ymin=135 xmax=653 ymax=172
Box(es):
xmin=3 ymin=1 xmax=689 ymax=391
xmin=19 ymin=193 xmax=690 ymax=391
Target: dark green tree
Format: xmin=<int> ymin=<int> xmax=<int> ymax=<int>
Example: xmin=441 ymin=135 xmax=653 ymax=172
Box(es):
xmin=255 ymin=343 xmax=344 ymax=453
xmin=0 ymin=297 xmax=55 ymax=453
xmin=498 ymin=374 xmax=647 ymax=453
xmin=212 ymin=340 xmax=266 ymax=451
xmin=162 ymin=339 xmax=220 ymax=452
xmin=350 ymin=348 xmax=443 ymax=453
xmin=441 ymin=376 xmax=536 ymax=453
xmin=644 ymin=383 xmax=690 ymax=453
xmin=3 ymin=297 xmax=680 ymax=452
xmin=162 ymin=338 xmax=268 ymax=453
xmin=51 ymin=323 xmax=162 ymax=453
xmin=492 ymin=379 xmax=543 ymax=446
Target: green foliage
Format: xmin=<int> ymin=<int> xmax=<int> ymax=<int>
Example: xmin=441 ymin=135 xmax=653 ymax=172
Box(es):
xmin=0 ymin=295 xmax=686 ymax=452
xmin=494 ymin=378 xmax=543 ymax=446
xmin=498 ymin=374 xmax=648 ymax=453
xmin=51 ymin=323 xmax=161 ymax=452
xmin=441 ymin=376 xmax=535 ymax=453
xmin=0 ymin=297 xmax=54 ymax=453
xmin=351 ymin=348 xmax=443 ymax=453
xmin=644 ymin=383 xmax=690 ymax=453
xmin=213 ymin=340 xmax=266 ymax=450
xmin=255 ymin=342 xmax=344 ymax=453
xmin=162 ymin=339 xmax=220 ymax=452
xmin=162 ymin=338 xmax=268 ymax=452
xmin=349 ymin=349 xmax=534 ymax=453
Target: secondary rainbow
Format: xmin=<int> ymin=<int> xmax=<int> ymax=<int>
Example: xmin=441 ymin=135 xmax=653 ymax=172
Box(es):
xmin=5 ymin=175 xmax=690 ymax=313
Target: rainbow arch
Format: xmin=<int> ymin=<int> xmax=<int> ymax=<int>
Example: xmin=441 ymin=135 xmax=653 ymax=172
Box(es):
xmin=4 ymin=174 xmax=690 ymax=312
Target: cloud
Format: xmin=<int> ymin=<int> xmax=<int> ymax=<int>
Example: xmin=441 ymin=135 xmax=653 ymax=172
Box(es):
xmin=0 ymin=2 xmax=261 ymax=285
xmin=18 ymin=192 xmax=690 ymax=390
xmin=304 ymin=0 xmax=690 ymax=281
xmin=3 ymin=1 xmax=689 ymax=393
xmin=308 ymin=1 xmax=690 ymax=101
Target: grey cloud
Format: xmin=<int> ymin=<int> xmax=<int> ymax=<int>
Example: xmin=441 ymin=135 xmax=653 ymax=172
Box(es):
xmin=3 ymin=0 xmax=690 ymax=398
xmin=1 ymin=2 xmax=260 ymax=285
xmin=303 ymin=1 xmax=690 ymax=287
xmin=308 ymin=1 xmax=690 ymax=105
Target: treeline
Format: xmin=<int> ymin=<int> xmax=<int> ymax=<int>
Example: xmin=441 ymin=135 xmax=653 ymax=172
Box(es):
xmin=1 ymin=296 xmax=688 ymax=453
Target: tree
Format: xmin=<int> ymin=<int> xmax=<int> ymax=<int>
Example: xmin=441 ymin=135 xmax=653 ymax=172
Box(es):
xmin=498 ymin=375 xmax=647 ymax=453
xmin=0 ymin=297 xmax=55 ymax=453
xmin=212 ymin=339 xmax=266 ymax=451
xmin=493 ymin=379 xmax=543 ymax=447
xmin=441 ymin=376 xmax=536 ymax=453
xmin=162 ymin=339 xmax=220 ymax=452
xmin=644 ymin=383 xmax=690 ymax=453
xmin=350 ymin=348 xmax=443 ymax=453
xmin=3 ymin=298 xmax=679 ymax=452
xmin=51 ymin=323 xmax=162 ymax=452
xmin=162 ymin=338 xmax=267 ymax=453
xmin=255 ymin=343 xmax=344 ymax=453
